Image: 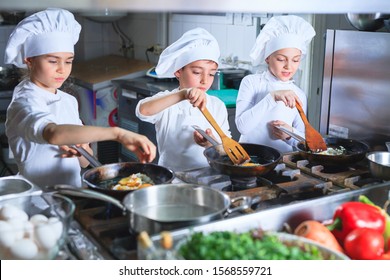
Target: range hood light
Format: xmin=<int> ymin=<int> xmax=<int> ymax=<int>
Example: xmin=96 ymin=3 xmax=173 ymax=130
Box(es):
xmin=80 ymin=9 xmax=127 ymax=23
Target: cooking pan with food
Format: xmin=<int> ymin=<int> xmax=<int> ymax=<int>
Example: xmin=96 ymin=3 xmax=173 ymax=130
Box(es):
xmin=296 ymin=137 xmax=369 ymax=165
xmin=71 ymin=145 xmax=175 ymax=198
xmin=204 ymin=143 xmax=282 ymax=177
xmin=49 ymin=184 xmax=251 ymax=235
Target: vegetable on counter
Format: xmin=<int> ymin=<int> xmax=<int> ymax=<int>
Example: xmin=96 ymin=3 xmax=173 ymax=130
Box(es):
xmin=344 ymin=228 xmax=384 ymax=260
xmin=178 ymin=230 xmax=335 ymax=260
xmin=358 ymin=195 xmax=390 ymax=251
xmin=327 ymin=201 xmax=386 ymax=245
xmin=294 ymin=220 xmax=344 ymax=253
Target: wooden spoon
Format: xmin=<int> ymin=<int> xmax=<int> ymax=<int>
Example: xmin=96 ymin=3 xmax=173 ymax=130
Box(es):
xmin=295 ymin=103 xmax=327 ymax=152
xmin=200 ymin=107 xmax=250 ymax=165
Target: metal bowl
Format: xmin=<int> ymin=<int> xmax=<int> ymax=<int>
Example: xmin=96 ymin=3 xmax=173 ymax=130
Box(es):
xmin=346 ymin=13 xmax=387 ymax=31
xmin=0 ymin=193 xmax=75 ymax=259
xmin=0 ymin=176 xmax=37 ymax=201
xmin=366 ymin=151 xmax=390 ymax=180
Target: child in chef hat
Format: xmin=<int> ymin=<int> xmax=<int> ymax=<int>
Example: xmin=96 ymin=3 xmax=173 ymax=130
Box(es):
xmin=235 ymin=15 xmax=315 ymax=153
xmin=136 ymin=27 xmax=231 ymax=172
xmin=4 ymin=8 xmax=156 ymax=188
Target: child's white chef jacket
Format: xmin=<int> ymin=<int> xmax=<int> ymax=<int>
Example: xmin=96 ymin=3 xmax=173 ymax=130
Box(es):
xmin=235 ymin=70 xmax=306 ymax=153
xmin=136 ymin=89 xmax=230 ymax=172
xmin=5 ymin=79 xmax=83 ymax=187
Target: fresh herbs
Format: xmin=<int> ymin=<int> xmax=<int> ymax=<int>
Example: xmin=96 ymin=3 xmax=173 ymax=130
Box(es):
xmin=178 ymin=230 xmax=327 ymax=260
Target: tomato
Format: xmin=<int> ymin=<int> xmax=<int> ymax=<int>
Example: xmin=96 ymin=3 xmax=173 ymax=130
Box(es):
xmin=344 ymin=228 xmax=384 ymax=260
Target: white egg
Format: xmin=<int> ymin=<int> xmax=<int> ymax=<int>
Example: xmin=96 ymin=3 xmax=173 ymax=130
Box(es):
xmin=0 ymin=220 xmax=16 ymax=248
xmin=29 ymin=214 xmax=48 ymax=225
xmin=7 ymin=218 xmax=24 ymax=240
xmin=0 ymin=204 xmax=28 ymax=221
xmin=23 ymin=221 xmax=34 ymax=239
xmin=9 ymin=238 xmax=38 ymax=259
xmin=35 ymin=223 xmax=57 ymax=250
xmin=48 ymin=217 xmax=63 ymax=240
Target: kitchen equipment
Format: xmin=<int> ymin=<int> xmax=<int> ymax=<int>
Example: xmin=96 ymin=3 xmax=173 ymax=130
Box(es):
xmin=346 ymin=13 xmax=389 ymax=31
xmin=275 ymin=125 xmax=306 ymax=143
xmin=204 ymin=143 xmax=282 ymax=177
xmin=296 ymin=102 xmax=327 ymax=152
xmin=0 ymin=66 xmax=20 ymax=91
xmin=295 ymin=137 xmax=369 ymax=165
xmin=0 ymin=176 xmax=41 ymax=201
xmin=200 ymin=107 xmax=250 ymax=165
xmin=320 ymin=30 xmax=390 ymax=151
xmin=366 ymin=148 xmax=390 ymax=180
xmin=71 ymin=145 xmax=174 ymax=198
xmin=0 ymin=192 xmax=75 ymax=259
xmin=50 ymin=184 xmax=251 ymax=235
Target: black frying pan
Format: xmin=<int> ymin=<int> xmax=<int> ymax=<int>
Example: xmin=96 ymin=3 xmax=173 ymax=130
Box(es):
xmin=296 ymin=137 xmax=369 ymax=165
xmin=203 ymin=143 xmax=282 ymax=177
xmin=72 ymin=146 xmax=175 ymax=198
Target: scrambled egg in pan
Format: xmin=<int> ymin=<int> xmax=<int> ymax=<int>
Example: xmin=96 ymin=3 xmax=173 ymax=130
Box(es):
xmin=112 ymin=173 xmax=154 ymax=191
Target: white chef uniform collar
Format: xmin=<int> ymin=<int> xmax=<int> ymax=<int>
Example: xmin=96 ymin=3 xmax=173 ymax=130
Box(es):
xmin=155 ymin=27 xmax=220 ymax=78
xmin=4 ymin=8 xmax=81 ymax=68
xmin=250 ymin=15 xmax=315 ymax=67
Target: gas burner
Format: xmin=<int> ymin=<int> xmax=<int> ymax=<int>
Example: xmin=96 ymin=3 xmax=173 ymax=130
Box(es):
xmin=228 ymin=176 xmax=257 ymax=191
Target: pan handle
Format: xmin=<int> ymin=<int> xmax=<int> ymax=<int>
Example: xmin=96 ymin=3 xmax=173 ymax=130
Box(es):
xmin=226 ymin=195 xmax=252 ymax=215
xmin=70 ymin=145 xmax=102 ymax=167
xmin=192 ymin=125 xmax=220 ymax=146
xmin=275 ymin=126 xmax=306 ymax=143
xmin=49 ymin=184 xmax=127 ymax=213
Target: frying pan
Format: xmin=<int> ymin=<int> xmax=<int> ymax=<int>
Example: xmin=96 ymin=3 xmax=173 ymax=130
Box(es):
xmin=193 ymin=126 xmax=282 ymax=177
xmin=204 ymin=143 xmax=282 ymax=177
xmin=72 ymin=146 xmax=175 ymax=198
xmin=295 ymin=137 xmax=369 ymax=165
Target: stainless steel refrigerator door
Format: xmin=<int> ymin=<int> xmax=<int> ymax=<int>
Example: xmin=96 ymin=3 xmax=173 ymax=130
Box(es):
xmin=320 ymin=29 xmax=390 ymax=150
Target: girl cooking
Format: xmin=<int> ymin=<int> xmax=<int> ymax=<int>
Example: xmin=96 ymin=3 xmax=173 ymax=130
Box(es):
xmin=235 ymin=15 xmax=316 ymax=153
xmin=136 ymin=27 xmax=231 ymax=171
xmin=4 ymin=8 xmax=156 ymax=188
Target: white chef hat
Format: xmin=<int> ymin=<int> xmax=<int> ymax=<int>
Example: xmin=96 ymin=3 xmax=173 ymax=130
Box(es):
xmin=155 ymin=27 xmax=220 ymax=78
xmin=4 ymin=8 xmax=81 ymax=68
xmin=250 ymin=15 xmax=315 ymax=67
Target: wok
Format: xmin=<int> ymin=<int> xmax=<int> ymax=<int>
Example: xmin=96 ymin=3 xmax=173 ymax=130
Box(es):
xmin=72 ymin=146 xmax=175 ymax=198
xmin=204 ymin=143 xmax=282 ymax=177
xmin=296 ymin=137 xmax=369 ymax=165
xmin=50 ymin=184 xmax=251 ymax=235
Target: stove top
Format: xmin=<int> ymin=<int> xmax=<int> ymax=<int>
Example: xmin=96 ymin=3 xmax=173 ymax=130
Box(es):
xmin=67 ymin=151 xmax=385 ymax=259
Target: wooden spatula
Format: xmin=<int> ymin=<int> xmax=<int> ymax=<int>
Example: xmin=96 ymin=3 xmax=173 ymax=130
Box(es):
xmin=296 ymin=103 xmax=327 ymax=152
xmin=200 ymin=107 xmax=250 ymax=165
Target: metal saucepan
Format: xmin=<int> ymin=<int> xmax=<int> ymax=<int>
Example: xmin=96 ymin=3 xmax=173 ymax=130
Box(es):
xmin=50 ymin=184 xmax=251 ymax=235
xmin=72 ymin=146 xmax=175 ymax=198
xmin=296 ymin=137 xmax=369 ymax=165
xmin=193 ymin=126 xmax=282 ymax=177
xmin=366 ymin=142 xmax=390 ymax=180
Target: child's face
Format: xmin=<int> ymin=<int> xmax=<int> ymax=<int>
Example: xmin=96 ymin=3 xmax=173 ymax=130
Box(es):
xmin=25 ymin=52 xmax=74 ymax=93
xmin=266 ymin=48 xmax=302 ymax=82
xmin=175 ymin=60 xmax=218 ymax=91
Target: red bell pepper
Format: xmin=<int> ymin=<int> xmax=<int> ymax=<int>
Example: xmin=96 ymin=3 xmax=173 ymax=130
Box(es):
xmin=327 ymin=201 xmax=386 ymax=245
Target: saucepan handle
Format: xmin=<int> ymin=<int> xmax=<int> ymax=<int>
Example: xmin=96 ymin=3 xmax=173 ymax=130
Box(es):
xmin=192 ymin=125 xmax=220 ymax=146
xmin=275 ymin=126 xmax=306 ymax=143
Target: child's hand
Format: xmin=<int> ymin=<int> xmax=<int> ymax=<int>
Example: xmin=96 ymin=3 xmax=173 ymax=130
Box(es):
xmin=59 ymin=143 xmax=90 ymax=158
xmin=271 ymin=90 xmax=302 ymax=108
xmin=269 ymin=120 xmax=294 ymax=141
xmin=193 ymin=128 xmax=216 ymax=148
xmin=118 ymin=130 xmax=157 ymax=163
xmin=185 ymin=88 xmax=207 ymax=110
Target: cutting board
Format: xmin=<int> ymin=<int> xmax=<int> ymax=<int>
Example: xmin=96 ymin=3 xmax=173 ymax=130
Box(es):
xmin=71 ymin=55 xmax=153 ymax=89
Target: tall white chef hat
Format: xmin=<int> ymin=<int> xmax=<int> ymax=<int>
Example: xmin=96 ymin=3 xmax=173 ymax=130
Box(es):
xmin=250 ymin=15 xmax=315 ymax=67
xmin=155 ymin=27 xmax=220 ymax=78
xmin=4 ymin=8 xmax=81 ymax=68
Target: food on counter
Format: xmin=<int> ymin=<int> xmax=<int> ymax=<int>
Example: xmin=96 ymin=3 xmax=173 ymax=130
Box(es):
xmin=112 ymin=173 xmax=154 ymax=190
xmin=358 ymin=195 xmax=390 ymax=251
xmin=344 ymin=228 xmax=385 ymax=260
xmin=294 ymin=220 xmax=344 ymax=253
xmin=327 ymin=201 xmax=386 ymax=246
xmin=0 ymin=204 xmax=64 ymax=259
xmin=178 ymin=230 xmax=334 ymax=260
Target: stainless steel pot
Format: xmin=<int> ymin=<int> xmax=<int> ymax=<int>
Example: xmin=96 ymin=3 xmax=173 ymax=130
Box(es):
xmin=366 ymin=148 xmax=390 ymax=180
xmin=51 ymin=184 xmax=251 ymax=235
xmin=0 ymin=176 xmax=40 ymax=201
